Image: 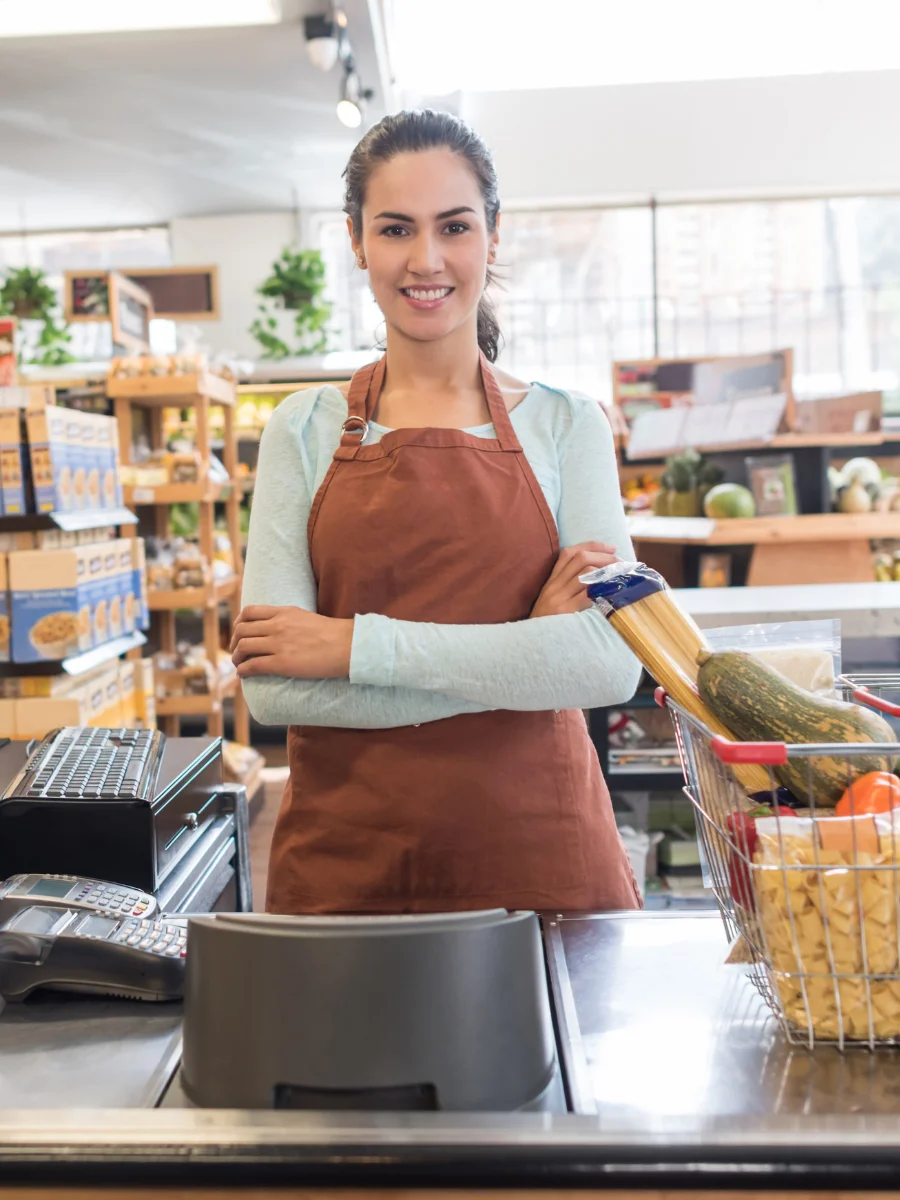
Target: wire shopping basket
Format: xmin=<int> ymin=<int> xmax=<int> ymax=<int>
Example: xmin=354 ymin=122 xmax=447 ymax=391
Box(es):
xmin=659 ymin=674 xmax=900 ymax=1050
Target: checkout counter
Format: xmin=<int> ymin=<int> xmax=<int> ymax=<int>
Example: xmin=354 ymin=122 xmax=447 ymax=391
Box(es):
xmin=1 ymin=734 xmax=899 ymax=1192
xmin=2 ymin=912 xmax=900 ymax=1191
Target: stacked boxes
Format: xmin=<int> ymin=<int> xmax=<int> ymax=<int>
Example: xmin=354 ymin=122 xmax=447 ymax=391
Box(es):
xmin=8 ymin=538 xmax=143 ymax=663
xmin=25 ymin=400 xmax=121 ymax=515
xmin=0 ymin=552 xmax=7 ymax=663
xmin=2 ymin=658 xmax=154 ymax=739
xmin=9 ymin=546 xmax=94 ymax=662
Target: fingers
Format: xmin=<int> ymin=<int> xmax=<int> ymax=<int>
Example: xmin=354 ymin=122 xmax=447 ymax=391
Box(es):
xmin=230 ymin=616 xmax=278 ymax=653
xmin=232 ymin=636 xmax=275 ymax=667
xmin=237 ymin=655 xmax=285 ymax=679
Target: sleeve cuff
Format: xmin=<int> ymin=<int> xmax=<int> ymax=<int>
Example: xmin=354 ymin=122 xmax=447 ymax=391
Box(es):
xmin=349 ymin=612 xmax=397 ymax=687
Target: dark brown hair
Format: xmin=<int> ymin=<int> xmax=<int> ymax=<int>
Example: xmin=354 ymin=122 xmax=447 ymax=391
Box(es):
xmin=343 ymin=109 xmax=502 ymax=362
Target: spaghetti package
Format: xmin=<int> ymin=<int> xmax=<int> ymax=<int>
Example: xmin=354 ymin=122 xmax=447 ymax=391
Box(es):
xmin=583 ymin=562 xmax=770 ymax=794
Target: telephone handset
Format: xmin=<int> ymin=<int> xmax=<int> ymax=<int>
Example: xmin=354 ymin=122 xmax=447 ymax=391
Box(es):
xmin=0 ymin=905 xmax=186 ymax=1001
xmin=0 ymin=873 xmax=157 ymax=921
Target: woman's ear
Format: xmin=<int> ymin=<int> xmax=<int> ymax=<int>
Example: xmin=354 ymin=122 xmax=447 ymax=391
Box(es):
xmin=488 ymin=213 xmax=500 ymax=265
xmin=347 ymin=216 xmax=365 ymax=267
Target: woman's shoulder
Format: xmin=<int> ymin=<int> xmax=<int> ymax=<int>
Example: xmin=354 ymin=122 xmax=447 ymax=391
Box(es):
xmin=518 ymin=379 xmax=614 ymax=442
xmin=261 ymin=383 xmax=348 ymax=443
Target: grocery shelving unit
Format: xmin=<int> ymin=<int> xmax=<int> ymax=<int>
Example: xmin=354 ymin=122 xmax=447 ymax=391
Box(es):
xmin=108 ymin=371 xmax=248 ymax=744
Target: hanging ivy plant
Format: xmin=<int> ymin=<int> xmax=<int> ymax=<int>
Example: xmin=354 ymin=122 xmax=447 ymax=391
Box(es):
xmin=249 ymin=246 xmax=331 ymax=360
xmin=0 ymin=266 xmax=76 ymax=365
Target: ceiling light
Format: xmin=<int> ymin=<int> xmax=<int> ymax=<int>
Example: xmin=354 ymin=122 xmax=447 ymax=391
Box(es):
xmin=304 ymin=12 xmax=340 ymax=72
xmin=336 ymin=63 xmax=373 ymax=129
xmin=0 ymin=0 xmax=283 ymax=37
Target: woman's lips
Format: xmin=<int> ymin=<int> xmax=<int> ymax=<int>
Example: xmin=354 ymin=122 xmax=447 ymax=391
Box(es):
xmin=400 ymin=286 xmax=454 ymax=310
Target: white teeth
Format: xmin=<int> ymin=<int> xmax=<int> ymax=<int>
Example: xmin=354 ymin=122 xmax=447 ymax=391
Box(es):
xmin=405 ymin=287 xmax=451 ymax=301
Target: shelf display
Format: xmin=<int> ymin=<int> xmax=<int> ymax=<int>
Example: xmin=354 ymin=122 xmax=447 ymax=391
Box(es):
xmin=111 ymin=364 xmax=248 ymax=743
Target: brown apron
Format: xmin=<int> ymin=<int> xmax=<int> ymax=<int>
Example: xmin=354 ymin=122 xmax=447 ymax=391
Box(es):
xmin=266 ymin=353 xmax=641 ymax=915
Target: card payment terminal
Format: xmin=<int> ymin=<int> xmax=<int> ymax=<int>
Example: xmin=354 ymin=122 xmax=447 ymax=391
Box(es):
xmin=0 ymin=874 xmax=157 ymax=921
xmin=0 ymin=906 xmax=187 ymax=1001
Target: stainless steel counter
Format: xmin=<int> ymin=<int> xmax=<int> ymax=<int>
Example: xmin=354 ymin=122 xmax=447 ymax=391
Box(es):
xmin=3 ymin=911 xmax=900 ymax=1189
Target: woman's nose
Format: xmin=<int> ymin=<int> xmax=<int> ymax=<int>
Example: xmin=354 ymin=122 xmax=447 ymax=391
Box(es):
xmin=407 ymin=234 xmax=444 ymax=276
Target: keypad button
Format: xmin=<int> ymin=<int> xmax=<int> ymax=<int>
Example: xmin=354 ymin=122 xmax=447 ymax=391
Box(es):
xmin=151 ymin=942 xmax=166 ymax=953
xmin=165 ymin=946 xmax=180 ymax=956
xmin=179 ymin=949 xmax=186 ymax=958
xmin=139 ymin=938 xmax=153 ymax=950
xmin=126 ymin=936 xmax=140 ymax=946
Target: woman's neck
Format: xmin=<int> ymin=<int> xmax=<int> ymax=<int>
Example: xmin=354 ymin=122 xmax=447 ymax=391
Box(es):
xmin=382 ymin=321 xmax=481 ymax=396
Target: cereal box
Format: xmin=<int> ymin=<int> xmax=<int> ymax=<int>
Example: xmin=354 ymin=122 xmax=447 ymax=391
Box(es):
xmin=133 ymin=537 xmax=149 ymax=630
xmin=119 ymin=660 xmax=137 ymax=725
xmin=116 ymin=539 xmax=135 ymax=634
xmin=0 ymin=408 xmax=26 ymax=515
xmin=9 ymin=546 xmax=94 ymax=662
xmin=134 ymin=657 xmax=156 ymax=729
xmin=26 ymin=402 xmax=71 ymax=512
xmin=15 ymin=692 xmax=90 ymax=740
xmin=0 ymin=552 xmax=8 ymax=664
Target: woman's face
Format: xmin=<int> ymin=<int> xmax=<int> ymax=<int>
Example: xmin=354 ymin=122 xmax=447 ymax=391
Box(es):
xmin=351 ymin=147 xmax=498 ymax=348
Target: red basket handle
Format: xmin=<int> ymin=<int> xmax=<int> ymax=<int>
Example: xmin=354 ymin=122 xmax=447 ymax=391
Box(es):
xmin=853 ymin=687 xmax=900 ymax=719
xmin=710 ymin=734 xmax=788 ymax=766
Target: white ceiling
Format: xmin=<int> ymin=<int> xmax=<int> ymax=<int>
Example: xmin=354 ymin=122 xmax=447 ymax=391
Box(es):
xmin=0 ymin=0 xmax=388 ymax=233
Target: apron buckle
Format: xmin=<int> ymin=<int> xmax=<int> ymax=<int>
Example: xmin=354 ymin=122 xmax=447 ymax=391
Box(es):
xmin=341 ymin=416 xmax=369 ymax=440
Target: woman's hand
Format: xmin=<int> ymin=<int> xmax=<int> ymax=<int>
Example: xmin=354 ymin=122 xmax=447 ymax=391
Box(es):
xmin=230 ymin=606 xmax=354 ymax=680
xmin=530 ymin=542 xmax=619 ymax=618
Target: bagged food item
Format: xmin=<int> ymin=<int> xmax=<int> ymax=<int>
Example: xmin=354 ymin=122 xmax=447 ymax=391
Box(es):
xmin=697 ymin=649 xmax=898 ymax=807
xmin=584 ymin=562 xmax=771 ymax=795
xmin=705 ymin=619 xmax=840 ymax=699
xmin=754 ymin=822 xmax=900 ymax=1040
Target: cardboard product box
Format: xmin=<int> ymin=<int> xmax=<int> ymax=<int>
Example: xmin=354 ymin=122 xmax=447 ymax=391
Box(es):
xmin=9 ymin=546 xmax=94 ymax=662
xmin=116 ymin=539 xmax=136 ymax=634
xmin=98 ymin=539 xmax=123 ymax=641
xmin=134 ymin=657 xmax=156 ymax=729
xmin=26 ymin=402 xmax=72 ymax=513
xmin=93 ymin=666 xmax=122 ymax=728
xmin=0 ymin=697 xmax=15 ymax=737
xmin=794 ymin=391 xmax=883 ymax=436
xmin=14 ymin=666 xmax=99 ymax=700
xmin=97 ymin=418 xmax=123 ymax=509
xmin=133 ymin=537 xmax=150 ymax=630
xmin=0 ymin=408 xmax=27 ymax=516
xmin=15 ymin=692 xmax=91 ymax=740
xmin=119 ymin=660 xmax=137 ymax=725
xmin=0 ymin=552 xmax=8 ymax=664
xmin=0 ymin=533 xmax=36 ymax=553
xmin=78 ymin=541 xmax=108 ymax=648
xmin=0 ymin=320 xmax=15 ymax=388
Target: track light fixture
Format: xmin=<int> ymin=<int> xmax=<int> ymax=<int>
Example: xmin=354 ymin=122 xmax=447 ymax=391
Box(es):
xmin=303 ymin=7 xmax=373 ymax=128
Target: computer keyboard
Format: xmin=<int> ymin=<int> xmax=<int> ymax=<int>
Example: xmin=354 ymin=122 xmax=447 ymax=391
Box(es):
xmin=9 ymin=727 xmax=165 ymax=802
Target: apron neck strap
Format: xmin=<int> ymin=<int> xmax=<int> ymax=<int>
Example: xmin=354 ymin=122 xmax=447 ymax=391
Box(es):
xmin=337 ymin=352 xmax=519 ymax=457
xmin=479 ymin=351 xmax=519 ymax=451
xmin=337 ymin=356 xmax=386 ymax=458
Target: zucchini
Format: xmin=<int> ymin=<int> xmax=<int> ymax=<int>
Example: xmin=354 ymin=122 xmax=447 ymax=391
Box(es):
xmin=697 ymin=649 xmax=898 ymax=807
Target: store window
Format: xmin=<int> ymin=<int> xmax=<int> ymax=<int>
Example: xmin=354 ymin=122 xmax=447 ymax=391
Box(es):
xmin=0 ymin=225 xmax=171 ymax=359
xmin=316 ymin=195 xmax=900 ymax=409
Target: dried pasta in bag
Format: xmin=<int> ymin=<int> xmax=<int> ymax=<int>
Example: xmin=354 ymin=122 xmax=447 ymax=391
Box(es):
xmin=583 ymin=562 xmax=771 ymax=795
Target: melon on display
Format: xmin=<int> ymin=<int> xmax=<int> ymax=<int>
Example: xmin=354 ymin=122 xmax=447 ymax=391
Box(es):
xmin=702 ymin=483 xmax=756 ymax=519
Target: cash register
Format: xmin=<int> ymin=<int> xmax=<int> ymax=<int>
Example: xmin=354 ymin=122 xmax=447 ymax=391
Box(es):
xmin=0 ymin=726 xmax=226 ymax=892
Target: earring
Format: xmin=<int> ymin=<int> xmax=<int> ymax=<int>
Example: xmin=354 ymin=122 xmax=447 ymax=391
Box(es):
xmin=357 ymin=255 xmax=366 ymax=269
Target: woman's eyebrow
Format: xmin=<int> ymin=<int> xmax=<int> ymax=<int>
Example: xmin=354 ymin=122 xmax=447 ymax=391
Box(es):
xmin=373 ymin=206 xmax=477 ymax=222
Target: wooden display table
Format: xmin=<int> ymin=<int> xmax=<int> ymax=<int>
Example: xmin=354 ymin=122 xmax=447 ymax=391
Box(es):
xmin=627 ymin=513 xmax=899 ymax=586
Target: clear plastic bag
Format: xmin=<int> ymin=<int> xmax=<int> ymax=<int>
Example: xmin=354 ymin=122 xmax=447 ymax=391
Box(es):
xmin=703 ymin=618 xmax=841 ymax=699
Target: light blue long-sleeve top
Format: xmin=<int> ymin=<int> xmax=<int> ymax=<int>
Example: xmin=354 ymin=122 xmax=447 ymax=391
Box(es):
xmin=240 ymin=381 xmax=641 ymax=728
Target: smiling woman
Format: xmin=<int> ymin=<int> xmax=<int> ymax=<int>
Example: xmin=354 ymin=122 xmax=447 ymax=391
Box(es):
xmin=236 ymin=109 xmax=642 ymax=918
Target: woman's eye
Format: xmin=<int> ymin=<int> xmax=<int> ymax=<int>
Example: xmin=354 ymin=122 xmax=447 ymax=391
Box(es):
xmin=444 ymin=222 xmax=469 ymax=235
xmin=380 ymin=225 xmax=408 ymax=237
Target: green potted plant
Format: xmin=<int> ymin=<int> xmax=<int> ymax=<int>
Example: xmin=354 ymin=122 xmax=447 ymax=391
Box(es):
xmin=249 ymin=247 xmax=331 ymax=360
xmin=0 ymin=266 xmax=75 ymax=366
xmin=664 ymin=449 xmax=702 ymax=517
